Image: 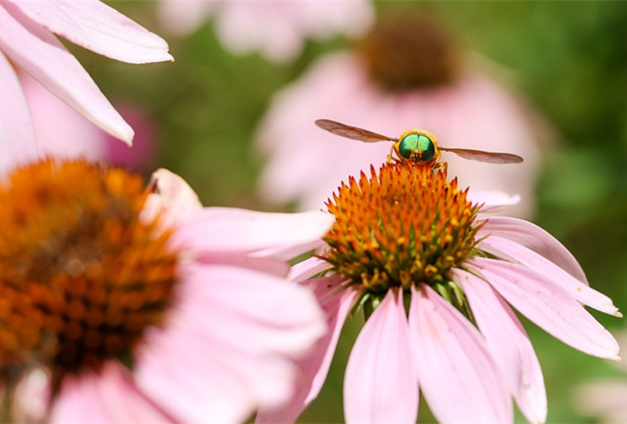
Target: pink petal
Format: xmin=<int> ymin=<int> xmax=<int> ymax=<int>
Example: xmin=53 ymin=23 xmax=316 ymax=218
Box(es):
xmin=478 ymin=216 xmax=588 ymax=283
xmin=158 ymin=0 xmax=217 ymax=36
xmin=50 ymin=362 xmax=170 ymax=423
xmin=288 ymin=256 xmax=333 ymax=283
xmin=50 ymin=370 xmax=110 ymax=423
xmin=172 ymin=207 xmax=334 ymax=259
xmin=343 ymin=288 xmax=418 ymax=424
xmin=8 ymin=0 xmax=173 ymax=64
xmin=0 ymin=4 xmax=133 ymax=144
xmin=142 ymin=168 xmax=203 ymax=228
xmin=468 ymin=190 xmax=521 ymax=213
xmin=0 ymin=51 xmax=37 ymax=173
xmin=409 ymin=285 xmax=512 ymax=423
xmin=453 ymin=268 xmax=547 ymax=424
xmin=479 ymin=236 xmax=620 ymax=316
xmin=12 ymin=367 xmax=51 ymax=423
xmin=257 ymin=278 xmax=360 ymax=424
xmin=468 ymin=257 xmax=620 ymax=360
xmin=136 ymin=262 xmax=327 ymax=423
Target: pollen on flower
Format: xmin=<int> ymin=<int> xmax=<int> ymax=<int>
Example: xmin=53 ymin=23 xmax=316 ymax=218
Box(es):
xmin=0 ymin=159 xmax=179 ymax=384
xmin=322 ymin=162 xmax=481 ymax=306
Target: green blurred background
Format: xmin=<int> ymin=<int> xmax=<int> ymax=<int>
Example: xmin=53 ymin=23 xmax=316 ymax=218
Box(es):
xmin=81 ymin=2 xmax=627 ymax=422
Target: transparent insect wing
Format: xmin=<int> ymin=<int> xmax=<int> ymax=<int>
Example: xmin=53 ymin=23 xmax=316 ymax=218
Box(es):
xmin=439 ymin=147 xmax=524 ymax=164
xmin=315 ymin=119 xmax=396 ymax=143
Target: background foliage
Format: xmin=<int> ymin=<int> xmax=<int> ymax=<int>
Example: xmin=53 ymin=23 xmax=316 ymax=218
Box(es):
xmin=81 ymin=2 xmax=627 ymax=422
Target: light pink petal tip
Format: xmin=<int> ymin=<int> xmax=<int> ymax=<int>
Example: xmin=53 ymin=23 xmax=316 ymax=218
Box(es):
xmin=454 ymin=268 xmax=547 ymax=424
xmin=9 ymin=0 xmax=173 ymax=64
xmin=478 ymin=216 xmax=588 ymax=283
xmin=173 ymin=207 xmax=334 ymax=259
xmin=409 ymin=285 xmax=513 ymax=423
xmin=479 ymin=235 xmax=620 ymax=317
xmin=257 ymin=279 xmax=360 ymax=424
xmin=0 ymin=4 xmax=133 ymax=144
xmin=344 ymin=289 xmax=418 ymax=424
xmin=469 ymin=257 xmax=620 ymax=360
xmin=0 ymin=51 xmax=37 ymax=173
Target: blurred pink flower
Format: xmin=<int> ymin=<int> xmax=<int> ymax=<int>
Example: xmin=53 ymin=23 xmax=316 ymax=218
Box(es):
xmin=256 ymin=16 xmax=547 ymax=217
xmin=1 ymin=158 xmax=333 ymax=423
xmin=18 ymin=72 xmax=159 ymax=173
xmin=0 ymin=0 xmax=172 ymax=167
xmin=257 ymin=162 xmax=620 ymax=424
xmin=574 ymin=331 xmax=627 ymax=423
xmin=158 ymin=0 xmax=374 ymax=63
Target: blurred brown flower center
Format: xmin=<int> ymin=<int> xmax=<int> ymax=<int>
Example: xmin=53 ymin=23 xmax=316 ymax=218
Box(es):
xmin=0 ymin=159 xmax=179 ymax=385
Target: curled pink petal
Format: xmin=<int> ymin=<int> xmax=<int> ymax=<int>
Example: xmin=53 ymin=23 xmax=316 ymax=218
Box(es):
xmin=0 ymin=4 xmax=133 ymax=144
xmin=453 ymin=268 xmax=547 ymax=424
xmin=257 ymin=280 xmax=360 ymax=424
xmin=288 ymin=257 xmax=333 ymax=283
xmin=172 ymin=207 xmax=334 ymax=257
xmin=8 ymin=0 xmax=173 ymax=64
xmin=409 ymin=285 xmax=512 ymax=423
xmin=479 ymin=236 xmax=620 ymax=316
xmin=0 ymin=51 xmax=37 ymax=173
xmin=478 ymin=216 xmax=587 ymax=283
xmin=344 ymin=288 xmax=418 ymax=424
xmin=142 ymin=168 xmax=203 ymax=228
xmin=469 ymin=190 xmax=521 ymax=213
xmin=468 ymin=257 xmax=620 ymax=360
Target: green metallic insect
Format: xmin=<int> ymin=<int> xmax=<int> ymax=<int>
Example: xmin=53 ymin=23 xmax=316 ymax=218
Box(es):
xmin=315 ymin=119 xmax=523 ymax=169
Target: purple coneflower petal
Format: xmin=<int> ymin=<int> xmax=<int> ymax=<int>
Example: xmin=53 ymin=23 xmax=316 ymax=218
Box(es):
xmin=143 ymin=168 xmax=202 ymax=227
xmin=172 ymin=207 xmax=334 ymax=258
xmin=257 ymin=278 xmax=359 ymax=424
xmin=0 ymin=51 xmax=37 ymax=172
xmin=468 ymin=190 xmax=521 ymax=213
xmin=468 ymin=257 xmax=620 ymax=360
xmin=0 ymin=4 xmax=133 ymax=144
xmin=344 ymin=288 xmax=418 ymax=424
xmin=8 ymin=0 xmax=173 ymax=64
xmin=288 ymin=256 xmax=333 ymax=283
xmin=478 ymin=216 xmax=587 ymax=283
xmin=453 ymin=268 xmax=547 ymax=424
xmin=479 ymin=236 xmax=620 ymax=316
xmin=409 ymin=285 xmax=513 ymax=423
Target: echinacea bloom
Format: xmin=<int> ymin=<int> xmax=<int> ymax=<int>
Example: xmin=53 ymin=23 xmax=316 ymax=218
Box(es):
xmin=158 ymin=0 xmax=374 ymax=63
xmin=257 ymin=161 xmax=620 ymax=424
xmin=256 ymin=15 xmax=546 ymax=217
xmin=0 ymin=158 xmax=332 ymax=423
xmin=0 ymin=0 xmax=172 ymax=165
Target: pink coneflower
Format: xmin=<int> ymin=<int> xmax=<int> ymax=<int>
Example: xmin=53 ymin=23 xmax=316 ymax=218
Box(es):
xmin=0 ymin=0 xmax=172 ymax=164
xmin=257 ymin=161 xmax=620 ymax=424
xmin=256 ymin=15 xmax=546 ymax=217
xmin=0 ymin=159 xmax=332 ymax=423
xmin=158 ymin=0 xmax=374 ymax=63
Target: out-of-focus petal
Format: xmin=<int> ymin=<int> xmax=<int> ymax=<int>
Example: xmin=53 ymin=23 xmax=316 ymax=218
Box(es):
xmin=49 ymin=370 xmax=110 ymax=423
xmin=12 ymin=367 xmax=51 ymax=423
xmin=574 ymin=380 xmax=627 ymax=423
xmin=479 ymin=236 xmax=620 ymax=316
xmin=172 ymin=207 xmax=334 ymax=257
xmin=409 ymin=285 xmax=512 ymax=423
xmin=158 ymin=0 xmax=218 ymax=36
xmin=0 ymin=51 xmax=37 ymax=174
xmin=478 ymin=216 xmax=588 ymax=283
xmin=142 ymin=168 xmax=202 ymax=228
xmin=469 ymin=190 xmax=521 ymax=213
xmin=9 ymin=0 xmax=173 ymax=64
xmin=0 ymin=4 xmax=133 ymax=144
xmin=288 ymin=256 xmax=332 ymax=283
xmin=257 ymin=278 xmax=359 ymax=424
xmin=468 ymin=257 xmax=620 ymax=360
xmin=137 ymin=262 xmax=326 ymax=423
xmin=344 ymin=288 xmax=418 ymax=424
xmin=454 ymin=268 xmax=547 ymax=424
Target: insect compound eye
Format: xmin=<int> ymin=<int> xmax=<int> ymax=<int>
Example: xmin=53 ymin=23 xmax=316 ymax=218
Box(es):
xmin=398 ymin=134 xmax=435 ymax=161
